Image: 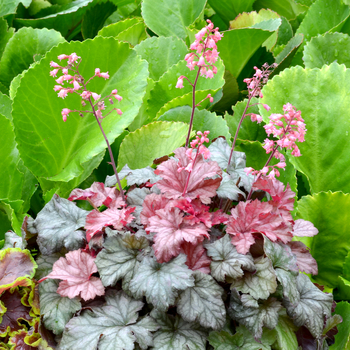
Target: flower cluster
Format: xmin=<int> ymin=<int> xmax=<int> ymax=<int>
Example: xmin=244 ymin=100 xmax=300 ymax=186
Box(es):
xmin=246 ymin=103 xmax=306 ymax=179
xmin=243 ymin=63 xmax=277 ymax=99
xmin=176 ymin=19 xmax=223 ymax=88
xmin=50 ymin=53 xmax=123 ymax=122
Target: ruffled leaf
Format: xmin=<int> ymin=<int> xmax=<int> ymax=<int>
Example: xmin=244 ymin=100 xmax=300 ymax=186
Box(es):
xmin=126 ymin=187 xmax=151 ymax=226
xmin=95 ymin=233 xmax=149 ymax=288
xmin=0 ymin=248 xmax=37 ymax=294
xmin=40 ymin=249 xmax=104 ymax=301
xmin=68 ymin=182 xmax=123 ymax=208
xmin=177 ymin=271 xmax=226 ymax=330
xmin=129 ymin=255 xmax=194 ymax=311
xmin=0 ymin=289 xmax=32 ymax=336
xmin=35 ymin=195 xmax=89 ymax=255
xmin=288 ymin=241 xmax=318 ymax=275
xmin=227 ymin=200 xmax=292 ymax=254
xmin=283 ymin=273 xmax=333 ymax=338
xmin=85 ymin=207 xmax=135 ymax=241
xmin=205 ymin=234 xmax=255 ymax=282
xmin=151 ymin=309 xmax=207 ymax=350
xmin=216 ymin=172 xmax=246 ymax=201
xmin=231 ymin=256 xmax=277 ymax=300
xmin=60 ymin=290 xmax=158 ymax=350
xmin=292 ymin=219 xmax=318 ymax=237
xmin=148 ymin=207 xmax=209 ymax=263
xmin=229 ymin=290 xmax=282 ymax=339
xmin=39 ymin=279 xmax=81 ymax=335
xmin=180 ymin=242 xmax=211 ymax=274
xmin=156 ymin=147 xmax=222 ymax=204
xmin=2 ymin=231 xmax=26 ymax=250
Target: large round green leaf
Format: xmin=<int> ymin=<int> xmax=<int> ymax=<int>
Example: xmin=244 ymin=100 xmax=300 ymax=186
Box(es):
xmin=0 ymin=27 xmax=65 ymax=89
xmin=134 ymin=36 xmax=188 ymax=82
xmin=260 ymin=63 xmax=350 ymax=194
xmin=296 ymin=192 xmax=350 ymax=288
xmin=158 ymin=106 xmax=231 ymax=142
xmin=303 ymin=32 xmax=350 ymax=69
xmin=147 ymin=59 xmax=225 ymax=118
xmin=118 ymin=121 xmax=189 ymax=170
xmin=12 ymin=37 xmax=148 ymax=183
xmin=13 ymin=0 xmax=94 ymax=38
xmin=141 ymin=0 xmax=206 ymax=39
xmin=217 ymin=20 xmax=280 ymax=78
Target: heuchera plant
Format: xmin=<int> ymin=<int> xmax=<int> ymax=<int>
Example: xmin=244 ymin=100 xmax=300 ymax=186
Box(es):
xmin=1 ymin=22 xmax=342 ymax=350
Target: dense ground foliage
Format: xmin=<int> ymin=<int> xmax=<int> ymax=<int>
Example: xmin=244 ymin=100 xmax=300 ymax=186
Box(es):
xmin=1 ymin=0 xmax=350 ymax=349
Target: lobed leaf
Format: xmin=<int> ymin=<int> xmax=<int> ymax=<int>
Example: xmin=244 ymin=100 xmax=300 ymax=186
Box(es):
xmin=231 ymin=256 xmax=277 ymax=300
xmin=129 ymin=255 xmax=194 ymax=311
xmin=283 ymin=273 xmax=333 ymax=338
xmin=151 ymin=309 xmax=207 ymax=350
xmin=35 ymin=195 xmax=89 ymax=255
xmin=177 ymin=272 xmax=226 ymax=330
xmin=205 ymin=234 xmax=255 ymax=282
xmin=60 ymin=290 xmax=158 ymax=350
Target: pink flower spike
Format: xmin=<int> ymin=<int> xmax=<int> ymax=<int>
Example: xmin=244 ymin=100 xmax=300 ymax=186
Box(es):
xmin=263 ymin=104 xmax=271 ymax=111
xmin=116 ymin=108 xmax=123 ymax=115
xmin=50 ymin=61 xmax=60 ymax=68
xmin=92 ymin=92 xmax=101 ymax=101
xmin=58 ymin=54 xmax=69 ymax=61
xmin=176 ymin=76 xmax=184 ymax=89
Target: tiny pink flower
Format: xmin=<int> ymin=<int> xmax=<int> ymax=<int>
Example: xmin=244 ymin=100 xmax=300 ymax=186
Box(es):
xmin=62 ymin=68 xmax=69 ymax=75
xmin=95 ymin=68 xmax=101 ymax=75
xmin=61 ymin=108 xmax=71 ymax=121
xmin=207 ymin=94 xmax=214 ymax=103
xmin=263 ymin=104 xmax=271 ymax=111
xmin=68 ymin=53 xmax=80 ymax=64
xmin=50 ymin=61 xmax=60 ymax=68
xmin=54 ymin=85 xmax=63 ymax=91
xmin=81 ymin=91 xmax=92 ymax=100
xmin=91 ymin=92 xmax=101 ymax=101
xmin=56 ymin=76 xmax=64 ymax=84
xmin=176 ymin=76 xmax=184 ymax=89
xmin=73 ymin=81 xmax=81 ymax=90
xmin=100 ymin=72 xmax=109 ymax=79
xmin=63 ymin=75 xmax=73 ymax=81
xmin=198 ymin=56 xmax=205 ymax=66
xmin=244 ymin=167 xmax=254 ymax=175
xmin=58 ymin=54 xmax=69 ymax=61
xmin=114 ymin=94 xmax=122 ymax=102
xmin=58 ymin=89 xmax=68 ymax=99
xmin=111 ymin=89 xmax=118 ymax=95
xmin=116 ymin=109 xmax=123 ymax=115
xmin=206 ymin=69 xmax=214 ymax=78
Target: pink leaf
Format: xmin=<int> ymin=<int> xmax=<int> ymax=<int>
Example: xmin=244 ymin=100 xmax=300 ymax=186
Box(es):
xmin=180 ymin=242 xmax=211 ymax=274
xmin=140 ymin=193 xmax=172 ymax=228
xmin=69 ymin=182 xmax=124 ymax=208
xmin=292 ymin=219 xmax=318 ymax=237
xmin=174 ymin=198 xmax=212 ymax=227
xmin=156 ymin=148 xmax=222 ymax=204
xmin=253 ymin=176 xmax=295 ymax=222
xmin=288 ymin=241 xmax=318 ymax=275
xmin=148 ymin=207 xmax=210 ymax=263
xmin=227 ymin=200 xmax=293 ymax=254
xmin=85 ymin=207 xmax=135 ymax=241
xmin=231 ymin=232 xmax=256 ymax=255
xmin=40 ymin=249 xmax=105 ymax=301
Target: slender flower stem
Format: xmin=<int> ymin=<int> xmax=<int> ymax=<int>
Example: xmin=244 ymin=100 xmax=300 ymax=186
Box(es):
xmin=79 ymin=75 xmax=125 ymax=202
xmin=185 ymin=68 xmax=201 ymax=148
xmin=182 ymin=149 xmax=200 ymax=196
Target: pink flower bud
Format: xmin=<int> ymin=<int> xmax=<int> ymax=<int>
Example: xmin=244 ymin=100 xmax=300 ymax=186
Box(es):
xmin=54 ymin=85 xmax=63 ymax=91
xmin=263 ymin=104 xmax=271 ymax=111
xmin=61 ymin=108 xmax=71 ymax=121
xmin=95 ymin=68 xmax=101 ymax=75
xmin=114 ymin=94 xmax=122 ymax=102
xmin=62 ymin=68 xmax=68 ymax=75
xmin=207 ymin=94 xmax=214 ymax=103
xmin=73 ymin=81 xmax=81 ymax=90
xmin=50 ymin=61 xmax=60 ymax=68
xmin=58 ymin=54 xmax=69 ymax=61
xmin=116 ymin=109 xmax=123 ymax=115
xmin=56 ymin=76 xmax=64 ymax=84
xmin=91 ymin=92 xmax=101 ymax=101
xmin=58 ymin=89 xmax=68 ymax=99
xmin=111 ymin=89 xmax=118 ymax=95
xmin=176 ymin=77 xmax=184 ymax=89
xmin=63 ymin=75 xmax=73 ymax=81
xmin=206 ymin=69 xmax=214 ymax=79
xmin=81 ymin=91 xmax=91 ymax=100
xmin=68 ymin=53 xmax=80 ymax=64
xmin=100 ymin=72 xmax=109 ymax=79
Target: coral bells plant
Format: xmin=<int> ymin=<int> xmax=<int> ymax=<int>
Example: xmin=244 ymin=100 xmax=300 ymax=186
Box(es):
xmin=3 ymin=46 xmax=340 ymax=349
